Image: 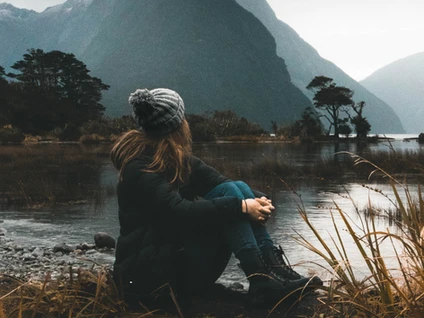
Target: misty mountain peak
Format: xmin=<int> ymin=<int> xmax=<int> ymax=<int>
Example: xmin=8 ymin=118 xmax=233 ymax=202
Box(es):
xmin=43 ymin=0 xmax=94 ymax=15
xmin=0 ymin=3 xmax=37 ymax=21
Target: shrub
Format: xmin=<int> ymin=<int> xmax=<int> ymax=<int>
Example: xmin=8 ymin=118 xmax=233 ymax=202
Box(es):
xmin=79 ymin=133 xmax=106 ymax=144
xmin=79 ymin=116 xmax=137 ymax=139
xmin=0 ymin=126 xmax=25 ymax=143
xmin=58 ymin=124 xmax=81 ymax=141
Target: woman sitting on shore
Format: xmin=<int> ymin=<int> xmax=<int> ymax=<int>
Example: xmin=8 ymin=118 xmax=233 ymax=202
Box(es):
xmin=110 ymin=88 xmax=322 ymax=306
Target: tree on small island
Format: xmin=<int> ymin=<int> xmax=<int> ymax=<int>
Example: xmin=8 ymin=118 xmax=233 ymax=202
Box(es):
xmin=307 ymin=76 xmax=372 ymax=140
xmin=306 ymin=76 xmax=354 ymax=139
xmin=349 ymin=101 xmax=371 ymax=139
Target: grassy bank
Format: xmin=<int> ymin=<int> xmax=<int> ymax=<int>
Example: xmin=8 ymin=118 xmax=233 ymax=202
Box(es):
xmin=1 ymin=143 xmax=423 ymax=207
xmin=0 ymin=144 xmax=113 ymax=208
xmin=200 ymin=148 xmax=424 ymax=191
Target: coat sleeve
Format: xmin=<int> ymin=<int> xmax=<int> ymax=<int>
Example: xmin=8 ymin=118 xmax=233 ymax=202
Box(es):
xmin=189 ymin=156 xmax=269 ymax=199
xmin=188 ymin=156 xmax=230 ymax=197
xmin=124 ymin=157 xmax=244 ymax=227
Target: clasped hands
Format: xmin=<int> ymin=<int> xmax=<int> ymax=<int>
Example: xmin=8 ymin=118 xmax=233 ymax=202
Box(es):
xmin=242 ymin=196 xmax=275 ymax=224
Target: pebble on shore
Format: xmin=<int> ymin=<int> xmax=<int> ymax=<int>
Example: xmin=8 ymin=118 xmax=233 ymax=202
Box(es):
xmin=0 ymin=231 xmax=116 ymax=281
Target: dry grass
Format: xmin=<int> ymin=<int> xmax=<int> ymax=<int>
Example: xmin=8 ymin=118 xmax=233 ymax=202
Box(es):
xmin=199 ymin=148 xmax=424 ymax=192
xmin=0 ymin=144 xmax=113 ymax=208
xmin=295 ymin=153 xmax=424 ymax=317
xmin=0 ymin=266 xmax=175 ymax=318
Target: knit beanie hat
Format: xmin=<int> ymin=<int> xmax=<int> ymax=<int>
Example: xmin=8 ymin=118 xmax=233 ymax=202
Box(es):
xmin=129 ymin=88 xmax=185 ymax=136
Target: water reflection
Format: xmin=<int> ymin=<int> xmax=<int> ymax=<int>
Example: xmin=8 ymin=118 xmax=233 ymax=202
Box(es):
xmin=0 ymin=140 xmax=422 ymax=284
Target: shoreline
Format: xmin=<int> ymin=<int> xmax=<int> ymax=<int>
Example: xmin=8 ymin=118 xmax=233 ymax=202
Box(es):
xmin=0 ymin=231 xmax=114 ymax=282
xmin=0 ymin=134 xmax=420 ymax=146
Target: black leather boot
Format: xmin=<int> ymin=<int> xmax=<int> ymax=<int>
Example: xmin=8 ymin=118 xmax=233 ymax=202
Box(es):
xmin=237 ymin=248 xmax=315 ymax=305
xmin=261 ymin=245 xmax=323 ymax=286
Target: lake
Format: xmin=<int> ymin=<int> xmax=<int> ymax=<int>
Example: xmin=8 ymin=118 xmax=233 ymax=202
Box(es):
xmin=0 ymin=135 xmax=423 ymax=287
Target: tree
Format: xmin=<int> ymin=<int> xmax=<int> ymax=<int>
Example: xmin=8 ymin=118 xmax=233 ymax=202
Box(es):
xmin=349 ymin=101 xmax=371 ymax=139
xmin=288 ymin=107 xmax=323 ymax=138
xmin=0 ymin=65 xmax=6 ymax=81
xmin=210 ymin=110 xmax=263 ymax=137
xmin=338 ymin=118 xmax=352 ymax=138
xmin=306 ymin=76 xmax=354 ymax=139
xmin=298 ymin=107 xmax=324 ymax=137
xmin=8 ymin=49 xmax=109 ymax=131
xmin=271 ymin=120 xmax=278 ymax=135
xmin=0 ymin=65 xmax=12 ymax=126
xmin=186 ymin=113 xmax=216 ymax=142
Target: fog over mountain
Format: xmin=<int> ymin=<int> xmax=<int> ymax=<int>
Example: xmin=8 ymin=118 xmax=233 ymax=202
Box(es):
xmin=235 ymin=0 xmax=405 ymax=134
xmin=361 ymin=52 xmax=424 ymax=134
xmin=0 ymin=0 xmax=405 ymax=133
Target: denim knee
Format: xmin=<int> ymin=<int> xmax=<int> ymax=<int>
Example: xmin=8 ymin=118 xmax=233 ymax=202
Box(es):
xmin=232 ymin=180 xmax=255 ymax=199
xmin=204 ymin=181 xmax=243 ymax=200
xmin=233 ymin=180 xmax=248 ymax=189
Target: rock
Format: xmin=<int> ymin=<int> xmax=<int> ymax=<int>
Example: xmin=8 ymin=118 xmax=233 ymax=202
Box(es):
xmin=76 ymin=242 xmax=96 ymax=251
xmin=14 ymin=245 xmax=23 ymax=252
xmin=94 ymin=232 xmax=116 ymax=249
xmin=32 ymin=247 xmax=44 ymax=258
xmin=0 ymin=236 xmax=115 ymax=281
xmin=0 ymin=228 xmax=6 ymax=236
xmin=73 ymin=249 xmax=84 ymax=256
xmin=419 ymin=133 xmax=424 ymax=144
xmin=229 ymin=282 xmax=245 ymax=291
xmin=53 ymin=243 xmax=74 ymax=254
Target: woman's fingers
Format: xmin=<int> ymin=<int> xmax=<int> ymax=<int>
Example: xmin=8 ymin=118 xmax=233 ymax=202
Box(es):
xmin=245 ymin=198 xmax=273 ymax=223
xmin=256 ymin=197 xmax=275 ymax=210
xmin=260 ymin=204 xmax=273 ymax=214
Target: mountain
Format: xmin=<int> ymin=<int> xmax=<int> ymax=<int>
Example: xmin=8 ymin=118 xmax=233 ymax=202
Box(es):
xmin=0 ymin=3 xmax=36 ymax=20
xmin=360 ymin=52 xmax=424 ymax=134
xmin=0 ymin=0 xmax=312 ymax=130
xmin=0 ymin=0 xmax=116 ymax=69
xmin=0 ymin=3 xmax=37 ymax=69
xmin=235 ymin=0 xmax=405 ymax=133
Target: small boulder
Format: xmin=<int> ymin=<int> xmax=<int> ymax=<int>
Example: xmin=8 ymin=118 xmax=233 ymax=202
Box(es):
xmin=0 ymin=228 xmax=7 ymax=236
xmin=418 ymin=133 xmax=424 ymax=144
xmin=75 ymin=242 xmax=96 ymax=251
xmin=53 ymin=243 xmax=74 ymax=254
xmin=31 ymin=247 xmax=44 ymax=258
xmin=94 ymin=232 xmax=116 ymax=249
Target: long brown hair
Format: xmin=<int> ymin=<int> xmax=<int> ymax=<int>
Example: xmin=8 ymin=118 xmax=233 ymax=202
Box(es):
xmin=110 ymin=119 xmax=192 ymax=183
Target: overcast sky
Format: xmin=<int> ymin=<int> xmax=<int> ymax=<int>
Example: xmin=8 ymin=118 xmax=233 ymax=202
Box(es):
xmin=4 ymin=0 xmax=424 ymax=81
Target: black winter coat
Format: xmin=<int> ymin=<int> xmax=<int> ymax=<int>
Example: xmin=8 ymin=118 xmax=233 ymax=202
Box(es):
xmin=113 ymin=154 xmax=246 ymax=295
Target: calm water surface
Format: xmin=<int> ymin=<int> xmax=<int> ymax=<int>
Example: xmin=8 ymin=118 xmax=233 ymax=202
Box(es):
xmin=1 ymin=136 xmax=422 ymax=285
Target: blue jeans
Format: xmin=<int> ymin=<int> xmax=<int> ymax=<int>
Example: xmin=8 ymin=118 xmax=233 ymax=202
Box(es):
xmin=180 ymin=181 xmax=273 ymax=292
xmin=204 ymin=181 xmax=273 ymax=256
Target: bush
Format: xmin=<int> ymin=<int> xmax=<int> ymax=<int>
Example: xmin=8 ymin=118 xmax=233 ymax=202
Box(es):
xmin=79 ymin=133 xmax=106 ymax=144
xmin=186 ymin=113 xmax=216 ymax=142
xmin=186 ymin=111 xmax=264 ymax=141
xmin=58 ymin=124 xmax=81 ymax=141
xmin=79 ymin=116 xmax=137 ymax=139
xmin=0 ymin=126 xmax=25 ymax=143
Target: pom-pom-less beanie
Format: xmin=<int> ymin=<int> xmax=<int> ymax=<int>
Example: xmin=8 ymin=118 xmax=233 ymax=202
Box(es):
xmin=128 ymin=88 xmax=185 ymax=136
